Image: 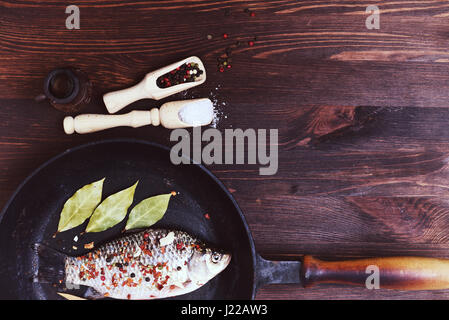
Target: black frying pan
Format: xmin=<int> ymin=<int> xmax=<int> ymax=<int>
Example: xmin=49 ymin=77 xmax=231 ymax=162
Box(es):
xmin=4 ymin=139 xmax=449 ymax=299
xmin=0 ymin=139 xmax=300 ymax=300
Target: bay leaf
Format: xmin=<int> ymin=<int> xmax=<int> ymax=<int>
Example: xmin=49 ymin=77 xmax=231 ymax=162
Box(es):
xmin=125 ymin=193 xmax=173 ymax=230
xmin=85 ymin=181 xmax=138 ymax=233
xmin=57 ymin=178 xmax=105 ymax=233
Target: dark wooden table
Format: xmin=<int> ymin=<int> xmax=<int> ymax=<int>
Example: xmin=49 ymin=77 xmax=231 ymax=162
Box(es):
xmin=3 ymin=0 xmax=449 ymax=300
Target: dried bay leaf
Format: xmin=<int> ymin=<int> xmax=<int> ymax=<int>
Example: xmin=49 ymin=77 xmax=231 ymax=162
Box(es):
xmin=85 ymin=181 xmax=138 ymax=233
xmin=57 ymin=178 xmax=105 ymax=233
xmin=125 ymin=193 xmax=173 ymax=230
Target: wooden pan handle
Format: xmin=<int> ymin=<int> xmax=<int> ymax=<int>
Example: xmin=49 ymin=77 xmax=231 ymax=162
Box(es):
xmin=301 ymin=255 xmax=449 ymax=290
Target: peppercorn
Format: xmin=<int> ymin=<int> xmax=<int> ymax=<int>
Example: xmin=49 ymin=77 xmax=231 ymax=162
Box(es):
xmin=130 ymin=273 xmax=135 ymax=278
xmin=145 ymin=277 xmax=150 ymax=282
xmin=177 ymin=266 xmax=182 ymax=271
xmin=116 ymin=263 xmax=123 ymax=268
xmin=156 ymin=63 xmax=203 ymax=88
xmin=223 ymin=33 xmax=229 ymax=39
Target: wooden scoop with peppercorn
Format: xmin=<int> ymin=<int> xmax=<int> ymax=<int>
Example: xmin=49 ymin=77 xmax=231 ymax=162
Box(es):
xmin=103 ymin=56 xmax=206 ymax=114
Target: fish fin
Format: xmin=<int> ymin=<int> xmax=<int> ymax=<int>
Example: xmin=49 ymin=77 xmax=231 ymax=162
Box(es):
xmin=33 ymin=243 xmax=67 ymax=284
xmin=83 ymin=287 xmax=105 ymax=300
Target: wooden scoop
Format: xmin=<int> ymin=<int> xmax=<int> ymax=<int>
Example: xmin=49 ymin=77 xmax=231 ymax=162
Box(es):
xmin=63 ymin=98 xmax=213 ymax=134
xmin=103 ymin=56 xmax=206 ymax=114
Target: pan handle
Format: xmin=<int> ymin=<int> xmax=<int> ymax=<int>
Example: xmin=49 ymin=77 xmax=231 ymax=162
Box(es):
xmin=256 ymin=254 xmax=449 ymax=292
xmin=255 ymin=254 xmax=301 ymax=290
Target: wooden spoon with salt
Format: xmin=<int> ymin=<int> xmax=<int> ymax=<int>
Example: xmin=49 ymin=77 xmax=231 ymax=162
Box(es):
xmin=63 ymin=98 xmax=214 ymax=134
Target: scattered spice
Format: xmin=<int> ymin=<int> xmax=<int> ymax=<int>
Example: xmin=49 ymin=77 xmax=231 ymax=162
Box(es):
xmin=244 ymin=8 xmax=256 ymax=17
xmin=207 ymin=34 xmax=213 ymax=40
xmin=156 ymin=63 xmax=204 ymax=88
xmin=204 ymin=213 xmax=210 ymax=220
xmin=217 ymin=8 xmax=258 ymax=72
xmin=84 ymin=242 xmax=94 ymax=249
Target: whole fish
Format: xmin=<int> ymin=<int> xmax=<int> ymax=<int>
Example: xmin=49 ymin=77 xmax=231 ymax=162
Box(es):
xmin=35 ymin=229 xmax=231 ymax=299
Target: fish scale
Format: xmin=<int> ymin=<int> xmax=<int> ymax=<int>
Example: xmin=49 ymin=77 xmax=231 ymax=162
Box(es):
xmin=62 ymin=228 xmax=230 ymax=299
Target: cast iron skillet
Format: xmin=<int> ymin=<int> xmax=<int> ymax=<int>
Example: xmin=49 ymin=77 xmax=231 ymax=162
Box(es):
xmin=0 ymin=139 xmax=299 ymax=300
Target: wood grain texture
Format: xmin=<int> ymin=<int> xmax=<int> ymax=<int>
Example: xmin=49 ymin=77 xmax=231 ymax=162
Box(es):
xmin=2 ymin=0 xmax=449 ymax=299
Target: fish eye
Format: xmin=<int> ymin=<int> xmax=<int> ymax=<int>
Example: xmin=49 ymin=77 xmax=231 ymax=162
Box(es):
xmin=211 ymin=252 xmax=222 ymax=263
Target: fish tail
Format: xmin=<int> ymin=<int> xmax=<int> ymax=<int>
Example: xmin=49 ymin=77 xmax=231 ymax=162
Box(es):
xmin=33 ymin=243 xmax=67 ymax=284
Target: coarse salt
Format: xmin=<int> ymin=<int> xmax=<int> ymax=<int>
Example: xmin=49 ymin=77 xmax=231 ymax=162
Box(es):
xmin=159 ymin=231 xmax=175 ymax=246
xmin=178 ymin=99 xmax=214 ymax=127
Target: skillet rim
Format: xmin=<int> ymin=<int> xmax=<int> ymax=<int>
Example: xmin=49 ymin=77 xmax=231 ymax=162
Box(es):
xmin=0 ymin=138 xmax=258 ymax=300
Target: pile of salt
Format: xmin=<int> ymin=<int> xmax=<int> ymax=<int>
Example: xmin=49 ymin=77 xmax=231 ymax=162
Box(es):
xmin=178 ymin=99 xmax=214 ymax=127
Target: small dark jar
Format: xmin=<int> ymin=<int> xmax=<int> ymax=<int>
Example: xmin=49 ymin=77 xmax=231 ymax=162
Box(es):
xmin=42 ymin=67 xmax=92 ymax=113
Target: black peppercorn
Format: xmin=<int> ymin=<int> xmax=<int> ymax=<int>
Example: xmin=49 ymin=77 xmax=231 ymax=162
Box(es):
xmin=130 ymin=273 xmax=135 ymax=278
xmin=116 ymin=263 xmax=122 ymax=268
xmin=177 ymin=266 xmax=182 ymax=271
xmin=156 ymin=63 xmax=204 ymax=89
xmin=145 ymin=277 xmax=150 ymax=282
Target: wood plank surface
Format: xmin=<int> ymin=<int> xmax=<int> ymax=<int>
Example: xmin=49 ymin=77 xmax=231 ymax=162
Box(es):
xmin=3 ymin=0 xmax=449 ymax=299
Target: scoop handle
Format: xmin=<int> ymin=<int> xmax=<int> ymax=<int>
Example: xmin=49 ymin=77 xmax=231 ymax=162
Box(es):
xmin=103 ymin=79 xmax=152 ymax=114
xmin=63 ymin=110 xmax=158 ymax=134
xmin=301 ymin=255 xmax=449 ymax=290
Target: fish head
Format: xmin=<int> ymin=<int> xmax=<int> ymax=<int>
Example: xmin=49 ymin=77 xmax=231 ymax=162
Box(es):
xmin=187 ymin=248 xmax=231 ymax=283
